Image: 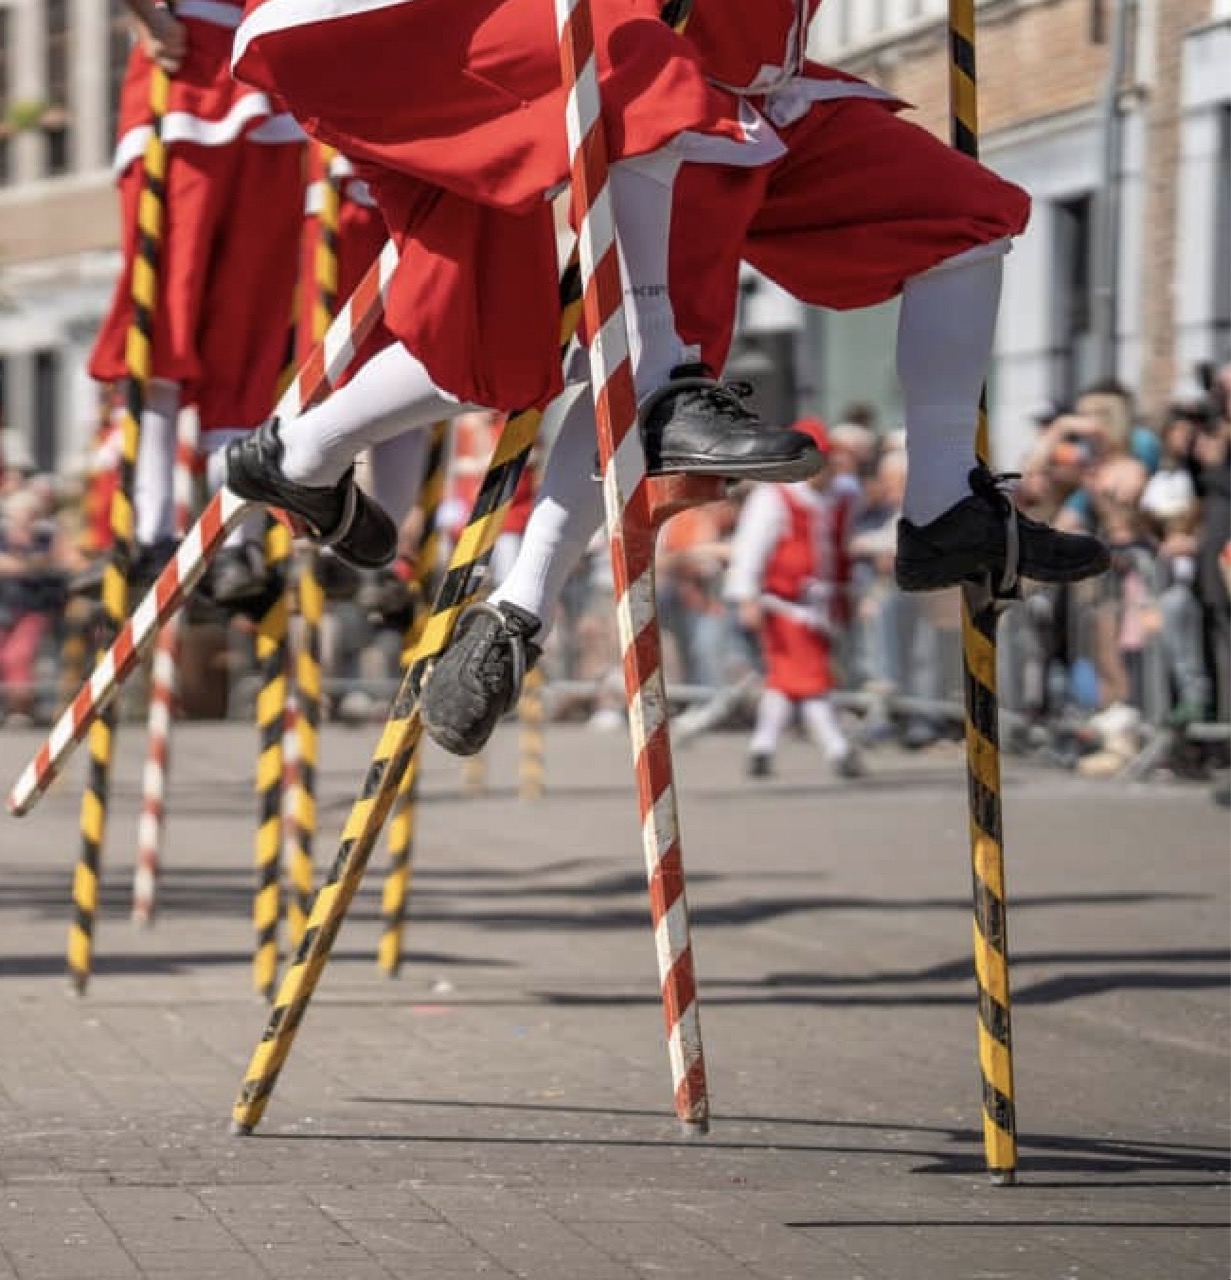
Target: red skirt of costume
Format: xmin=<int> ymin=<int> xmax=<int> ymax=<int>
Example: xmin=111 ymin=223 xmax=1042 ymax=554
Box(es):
xmin=232 ymin=0 xmax=752 ymax=411
xmin=762 ymin=612 xmax=834 ymax=700
xmin=89 ymin=7 xmax=305 ymax=431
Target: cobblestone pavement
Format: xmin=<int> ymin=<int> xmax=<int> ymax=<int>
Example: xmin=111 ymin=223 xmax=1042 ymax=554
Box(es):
xmin=0 ymin=717 xmax=1226 ymax=1279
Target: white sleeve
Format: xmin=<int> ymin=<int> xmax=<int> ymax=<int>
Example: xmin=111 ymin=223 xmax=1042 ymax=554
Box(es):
xmin=723 ymin=485 xmax=786 ymax=603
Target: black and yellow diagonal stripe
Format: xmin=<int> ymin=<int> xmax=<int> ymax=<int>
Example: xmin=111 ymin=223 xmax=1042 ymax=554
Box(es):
xmin=68 ymin=65 xmax=172 ymax=994
xmin=253 ymin=518 xmax=292 ymax=1000
xmin=378 ymin=419 xmax=449 ymax=978
xmin=948 ymin=0 xmax=1017 ymax=1182
xmin=287 ymin=551 xmax=323 ymax=946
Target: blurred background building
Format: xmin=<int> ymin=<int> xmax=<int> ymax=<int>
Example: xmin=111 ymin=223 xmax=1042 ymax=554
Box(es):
xmin=0 ymin=0 xmax=1229 ymax=476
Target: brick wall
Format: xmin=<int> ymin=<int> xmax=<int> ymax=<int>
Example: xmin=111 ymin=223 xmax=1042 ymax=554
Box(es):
xmin=836 ymin=0 xmax=1212 ymax=420
xmin=1138 ymin=0 xmax=1212 ymax=415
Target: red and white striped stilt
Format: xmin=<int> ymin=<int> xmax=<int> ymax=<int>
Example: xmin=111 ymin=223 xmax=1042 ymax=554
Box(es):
xmin=555 ymin=0 xmax=712 ymax=1132
xmin=131 ymin=409 xmax=202 ymax=925
xmin=7 ymin=239 xmax=400 ymax=818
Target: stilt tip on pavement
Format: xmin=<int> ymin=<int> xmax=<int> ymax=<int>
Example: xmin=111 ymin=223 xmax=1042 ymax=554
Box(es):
xmin=679 ymin=1117 xmax=710 ymax=1139
xmin=228 ymin=1120 xmax=253 ymax=1138
xmin=989 ymin=1168 xmax=1017 ymax=1187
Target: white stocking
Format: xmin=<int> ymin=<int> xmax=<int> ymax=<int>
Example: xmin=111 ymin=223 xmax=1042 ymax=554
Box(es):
xmin=749 ymin=687 xmax=793 ymax=758
xmin=898 ymin=238 xmax=1008 ymax=525
xmin=279 ymin=343 xmax=477 ymax=488
xmin=133 ymin=378 xmax=180 ymax=546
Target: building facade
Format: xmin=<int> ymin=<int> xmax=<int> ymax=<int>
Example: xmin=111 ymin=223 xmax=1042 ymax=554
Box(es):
xmin=0 ymin=0 xmax=128 ymax=474
xmin=0 ymin=0 xmax=1228 ymax=474
xmin=802 ymin=0 xmax=1231 ymax=465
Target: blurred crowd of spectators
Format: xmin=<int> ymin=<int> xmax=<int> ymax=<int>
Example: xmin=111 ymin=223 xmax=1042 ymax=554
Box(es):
xmin=1 ymin=364 xmax=1228 ymax=787
xmin=537 ymin=368 xmax=1231 ymax=780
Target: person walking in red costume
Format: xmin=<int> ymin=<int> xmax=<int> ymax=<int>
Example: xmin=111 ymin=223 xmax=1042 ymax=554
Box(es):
xmin=217 ymin=0 xmax=1109 ymax=755
xmin=724 ymin=419 xmax=863 ymax=779
xmin=89 ymin=0 xmax=305 ymax=604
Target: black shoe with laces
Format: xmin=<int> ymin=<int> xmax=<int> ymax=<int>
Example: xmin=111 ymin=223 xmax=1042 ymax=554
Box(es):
xmin=419 ymin=601 xmax=543 ymax=756
xmin=225 ymin=418 xmax=397 ymax=570
xmin=894 ymin=466 xmax=1110 ymax=594
xmin=639 ymin=363 xmax=822 ymax=482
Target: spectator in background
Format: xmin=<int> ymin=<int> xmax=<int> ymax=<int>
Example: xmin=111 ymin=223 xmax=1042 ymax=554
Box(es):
xmin=1188 ymin=363 xmax=1231 ymax=727
xmin=657 ymin=497 xmax=735 ymax=690
xmin=725 ymin=419 xmax=863 ymax=780
xmin=1139 ymin=401 xmax=1210 ymax=725
xmin=0 ymin=486 xmax=68 ymax=725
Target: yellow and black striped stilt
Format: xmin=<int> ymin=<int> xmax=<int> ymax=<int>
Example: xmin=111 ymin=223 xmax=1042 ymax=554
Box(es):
xmin=231 ymin=264 xmax=582 ymax=1133
xmin=253 ymin=519 xmax=293 ymax=1000
xmin=67 ymin=66 xmax=172 ymax=994
xmin=949 ymin=0 xmax=1017 ymax=1183
xmin=283 ymin=141 xmax=342 ymax=944
xmin=286 ymin=551 xmax=323 ymax=946
xmin=377 ymin=419 xmax=449 ymax=978
xmin=517 ymin=666 xmax=546 ymax=800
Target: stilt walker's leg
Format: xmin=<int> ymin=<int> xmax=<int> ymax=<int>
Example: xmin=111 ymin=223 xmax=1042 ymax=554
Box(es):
xmin=253 ymin=519 xmax=293 ymax=1000
xmin=8 ymin=242 xmax=401 ymax=817
xmin=517 ymin=666 xmax=547 ymax=800
xmin=554 ymin=0 xmax=710 ymax=1131
xmin=230 ymin=307 xmax=575 ymax=1134
xmin=949 ymin=0 xmax=1018 ymax=1184
xmin=66 ymin=63 xmax=172 ymax=993
xmin=132 ymin=409 xmax=201 ymax=926
xmin=378 ymin=420 xmax=449 ymax=978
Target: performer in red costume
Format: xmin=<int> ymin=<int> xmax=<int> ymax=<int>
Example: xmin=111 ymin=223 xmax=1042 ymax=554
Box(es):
xmin=90 ymin=0 xmax=306 ymax=604
xmin=220 ymin=0 xmax=824 ymax=567
xmin=216 ymin=0 xmax=1109 ymax=755
xmin=724 ymin=419 xmax=863 ymax=779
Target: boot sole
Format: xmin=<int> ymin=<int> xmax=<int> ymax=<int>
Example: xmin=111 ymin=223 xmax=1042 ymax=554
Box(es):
xmin=653 ymin=446 xmax=822 ymax=484
xmin=894 ymin=546 xmax=1111 ymax=593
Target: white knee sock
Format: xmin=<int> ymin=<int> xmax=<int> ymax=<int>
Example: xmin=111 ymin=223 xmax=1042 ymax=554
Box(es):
xmin=749 ymin=687 xmax=793 ymax=757
xmin=279 ymin=343 xmax=477 ymax=487
xmin=800 ymin=695 xmax=849 ymax=761
xmin=609 ymin=150 xmax=697 ymax=395
xmin=898 ymin=239 xmax=1008 ymax=526
xmin=133 ymin=379 xmax=180 ymax=545
xmin=489 ymin=383 xmax=606 ymax=628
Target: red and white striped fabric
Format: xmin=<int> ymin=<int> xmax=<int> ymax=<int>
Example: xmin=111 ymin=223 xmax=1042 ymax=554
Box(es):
xmin=555 ymin=0 xmax=708 ymax=1127
xmin=7 ymin=241 xmax=401 ymax=819
xmin=114 ymin=0 xmax=301 ymax=175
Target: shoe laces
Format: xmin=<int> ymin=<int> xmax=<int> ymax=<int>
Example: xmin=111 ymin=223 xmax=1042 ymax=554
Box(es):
xmin=968 ymin=466 xmax=1023 ymax=594
xmin=692 ymin=379 xmax=758 ymax=426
